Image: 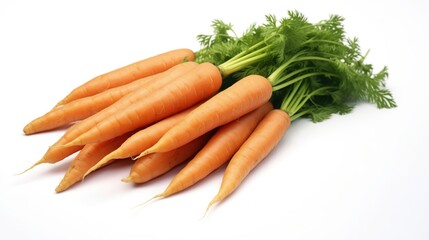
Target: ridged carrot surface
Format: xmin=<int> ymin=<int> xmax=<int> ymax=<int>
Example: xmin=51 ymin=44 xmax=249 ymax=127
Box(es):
xmin=153 ymin=102 xmax=273 ymax=199
xmin=65 ymin=62 xmax=222 ymax=146
xmin=142 ymin=75 xmax=273 ymax=156
xmin=207 ymin=109 xmax=291 ymax=210
xmin=55 ymin=48 xmax=195 ymax=107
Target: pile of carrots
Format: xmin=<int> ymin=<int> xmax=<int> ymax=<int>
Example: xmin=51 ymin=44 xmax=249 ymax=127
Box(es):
xmin=22 ymin=12 xmax=396 ymax=211
xmin=23 ymin=49 xmax=285 ymax=209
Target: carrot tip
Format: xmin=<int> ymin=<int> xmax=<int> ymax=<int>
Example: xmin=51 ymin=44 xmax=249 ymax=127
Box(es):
xmin=135 ymin=148 xmax=154 ymax=159
xmin=121 ymin=176 xmax=132 ymax=183
xmin=84 ymin=160 xmax=108 ymax=179
xmin=55 ymin=184 xmax=66 ymax=193
xmin=121 ymin=171 xmax=141 ymax=183
xmin=132 ymin=193 xmax=164 ymax=210
xmin=15 ymin=160 xmax=43 ymax=175
xmin=23 ymin=125 xmax=33 ymax=135
xmin=132 ymin=152 xmax=145 ymax=160
xmin=204 ymin=196 xmax=220 ymax=217
xmin=82 ymin=170 xmax=92 ymax=181
xmin=81 ymin=165 xmax=99 ymax=182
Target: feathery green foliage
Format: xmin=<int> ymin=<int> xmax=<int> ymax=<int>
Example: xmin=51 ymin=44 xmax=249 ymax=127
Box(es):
xmin=195 ymin=11 xmax=396 ymax=122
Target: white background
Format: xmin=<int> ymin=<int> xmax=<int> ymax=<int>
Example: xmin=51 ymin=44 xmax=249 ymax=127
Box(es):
xmin=1 ymin=0 xmax=428 ymax=239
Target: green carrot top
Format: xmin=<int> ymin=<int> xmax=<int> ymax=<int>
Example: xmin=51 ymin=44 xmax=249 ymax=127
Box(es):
xmin=195 ymin=10 xmax=396 ymax=122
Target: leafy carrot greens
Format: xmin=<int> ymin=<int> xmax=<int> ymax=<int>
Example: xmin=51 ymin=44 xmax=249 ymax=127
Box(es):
xmin=195 ymin=11 xmax=396 ymax=122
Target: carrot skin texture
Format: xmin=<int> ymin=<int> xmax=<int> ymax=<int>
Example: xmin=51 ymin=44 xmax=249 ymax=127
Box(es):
xmin=106 ymin=103 xmax=201 ymax=160
xmin=55 ymin=48 xmax=195 ymax=107
xmin=84 ymin=103 xmax=201 ymax=177
xmin=66 ymin=62 xmax=222 ymax=146
xmin=158 ymin=102 xmax=273 ymax=198
xmin=24 ymin=72 xmax=160 ymax=135
xmin=55 ymin=132 xmax=132 ymax=193
xmin=122 ymin=133 xmax=213 ymax=184
xmin=207 ymin=109 xmax=291 ymax=209
xmin=58 ymin=61 xmax=198 ymax=144
xmin=29 ymin=62 xmax=200 ymax=168
xmin=144 ymin=74 xmax=273 ymax=155
xmin=24 ymin=61 xmax=199 ymax=135
xmin=23 ymin=141 xmax=83 ymax=172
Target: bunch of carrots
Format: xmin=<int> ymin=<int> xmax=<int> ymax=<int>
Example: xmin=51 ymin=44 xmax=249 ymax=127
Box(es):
xmin=22 ymin=11 xmax=396 ymax=211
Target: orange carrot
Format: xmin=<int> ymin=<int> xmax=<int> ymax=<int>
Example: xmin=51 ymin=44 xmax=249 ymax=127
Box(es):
xmin=206 ymin=109 xmax=291 ymax=211
xmin=54 ymin=61 xmax=198 ymax=144
xmin=25 ymin=61 xmax=199 ymax=170
xmin=55 ymin=132 xmax=132 ymax=193
xmin=122 ymin=132 xmax=213 ymax=184
xmin=142 ymin=74 xmax=273 ymax=156
xmin=83 ymin=103 xmax=201 ymax=177
xmin=152 ymin=102 xmax=273 ymax=199
xmin=55 ymin=48 xmax=195 ymax=107
xmin=24 ymin=61 xmax=199 ymax=135
xmin=25 ymin=73 xmax=157 ymax=135
xmin=64 ymin=62 xmax=222 ymax=147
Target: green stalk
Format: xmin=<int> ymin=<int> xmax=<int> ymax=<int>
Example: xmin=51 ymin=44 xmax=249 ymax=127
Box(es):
xmin=218 ymin=45 xmax=271 ymax=77
xmin=302 ymin=38 xmax=346 ymax=47
xmin=280 ymin=79 xmax=303 ymax=109
xmin=216 ymin=32 xmax=283 ymax=77
xmin=272 ymin=66 xmax=316 ymax=86
xmin=218 ymin=52 xmax=270 ymax=77
xmin=268 ymin=51 xmax=337 ymax=87
xmin=273 ymin=71 xmax=337 ymax=91
xmin=222 ymin=40 xmax=269 ymax=65
xmin=281 ymin=81 xmax=337 ymax=121
xmin=267 ymin=52 xmax=307 ymax=85
xmin=286 ymin=81 xmax=310 ymax=116
xmin=291 ymin=86 xmax=336 ymax=115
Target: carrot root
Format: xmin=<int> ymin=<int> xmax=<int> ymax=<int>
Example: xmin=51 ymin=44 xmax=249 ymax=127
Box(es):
xmin=153 ymin=102 xmax=273 ymax=199
xmin=141 ymin=74 xmax=273 ymax=157
xmin=124 ymin=132 xmax=213 ymax=184
xmin=62 ymin=62 xmax=221 ymax=147
xmin=16 ymin=161 xmax=41 ymax=175
xmin=206 ymin=109 xmax=291 ymax=212
xmin=55 ymin=48 xmax=195 ymax=107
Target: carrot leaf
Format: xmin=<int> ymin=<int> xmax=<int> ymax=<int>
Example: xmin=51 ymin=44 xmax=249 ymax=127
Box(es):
xmin=195 ymin=11 xmax=396 ymax=122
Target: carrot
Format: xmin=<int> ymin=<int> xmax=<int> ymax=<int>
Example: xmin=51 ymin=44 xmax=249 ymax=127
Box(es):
xmin=54 ymin=61 xmax=198 ymax=144
xmin=142 ymin=74 xmax=273 ymax=156
xmin=55 ymin=132 xmax=132 ymax=193
xmin=151 ymin=102 xmax=273 ymax=199
xmin=24 ymin=61 xmax=200 ymax=171
xmin=54 ymin=48 xmax=195 ymax=107
xmin=83 ymin=103 xmax=201 ymax=178
xmin=24 ymin=61 xmax=199 ymax=135
xmin=206 ymin=109 xmax=291 ymax=211
xmin=24 ymin=73 xmax=157 ymax=135
xmin=21 ymin=142 xmax=84 ymax=174
xmin=122 ymin=132 xmax=213 ymax=184
xmin=63 ymin=62 xmax=222 ymax=147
